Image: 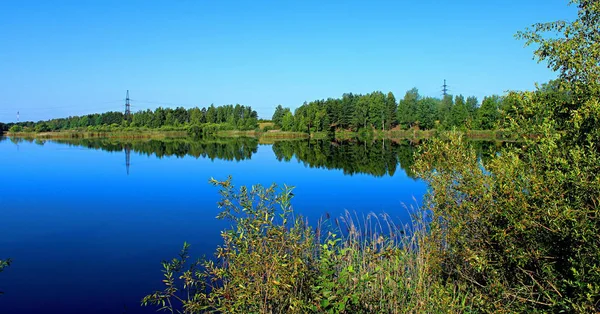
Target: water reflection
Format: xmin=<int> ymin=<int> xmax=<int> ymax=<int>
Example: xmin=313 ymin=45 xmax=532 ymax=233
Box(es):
xmin=125 ymin=145 xmax=131 ymax=175
xmin=5 ymin=136 xmax=505 ymax=178
xmin=272 ymin=139 xmax=418 ymax=178
xmin=41 ymin=137 xmax=422 ymax=178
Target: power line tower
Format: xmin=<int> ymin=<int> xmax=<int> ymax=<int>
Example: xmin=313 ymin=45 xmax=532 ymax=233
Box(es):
xmin=16 ymin=111 xmax=19 ymax=122
xmin=442 ymin=79 xmax=449 ymax=97
xmin=125 ymin=90 xmax=131 ymax=117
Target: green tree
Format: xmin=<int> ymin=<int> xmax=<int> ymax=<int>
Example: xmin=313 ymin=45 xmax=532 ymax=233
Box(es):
xmin=385 ymin=91 xmax=397 ymax=130
xmin=340 ymin=93 xmax=356 ymax=129
xmin=272 ymin=105 xmax=285 ymax=127
xmin=447 ymin=95 xmax=469 ymax=128
xmin=8 ymin=125 xmax=22 ymax=133
xmin=476 ymin=95 xmax=501 ymax=129
xmin=281 ymin=111 xmax=295 ymax=131
xmin=465 ymin=96 xmax=478 ymax=117
xmin=417 ymin=2 xmax=600 ymax=311
xmin=437 ymin=94 xmax=453 ymax=127
xmin=416 ymin=97 xmax=437 ymax=130
xmin=397 ymin=88 xmax=419 ymax=129
xmin=206 ymin=105 xmax=217 ymax=124
xmin=367 ymin=91 xmax=386 ymax=130
xmin=34 ymin=122 xmax=50 ymax=132
xmin=353 ymin=97 xmax=369 ymax=130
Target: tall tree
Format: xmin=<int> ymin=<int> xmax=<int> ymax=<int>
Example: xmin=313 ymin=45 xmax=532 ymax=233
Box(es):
xmin=385 ymin=92 xmax=397 ymax=130
xmin=476 ymin=95 xmax=501 ymax=129
xmin=397 ymin=88 xmax=419 ymax=129
xmin=416 ymin=97 xmax=437 ymax=130
xmin=272 ymin=105 xmax=285 ymax=128
xmin=367 ymin=91 xmax=386 ymax=130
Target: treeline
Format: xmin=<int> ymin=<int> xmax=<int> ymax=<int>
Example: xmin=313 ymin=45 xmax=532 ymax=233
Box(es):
xmin=3 ymin=104 xmax=259 ymax=133
xmin=272 ymin=89 xmax=505 ymax=133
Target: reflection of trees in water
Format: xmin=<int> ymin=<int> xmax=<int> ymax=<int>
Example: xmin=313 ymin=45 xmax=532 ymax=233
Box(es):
xmin=272 ymin=139 xmax=419 ymax=178
xmin=52 ymin=137 xmax=260 ymax=162
xmin=22 ymin=136 xmax=503 ymax=179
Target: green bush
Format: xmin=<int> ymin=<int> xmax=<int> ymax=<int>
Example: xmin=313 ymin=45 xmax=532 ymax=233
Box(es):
xmin=8 ymin=125 xmax=22 ymax=133
xmin=143 ymin=178 xmax=470 ymax=313
xmin=414 ymin=2 xmax=600 ymax=311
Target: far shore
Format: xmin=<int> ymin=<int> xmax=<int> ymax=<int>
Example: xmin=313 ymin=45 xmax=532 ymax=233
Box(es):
xmin=2 ymin=128 xmax=512 ymax=142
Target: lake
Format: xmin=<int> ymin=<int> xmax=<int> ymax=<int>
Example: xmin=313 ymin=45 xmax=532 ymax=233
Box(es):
xmin=0 ymin=136 xmax=427 ymax=314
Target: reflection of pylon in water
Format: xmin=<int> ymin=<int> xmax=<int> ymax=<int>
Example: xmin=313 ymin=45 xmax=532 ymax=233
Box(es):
xmin=125 ymin=146 xmax=131 ymax=175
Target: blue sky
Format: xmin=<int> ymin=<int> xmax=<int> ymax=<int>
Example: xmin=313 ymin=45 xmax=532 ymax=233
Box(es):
xmin=0 ymin=0 xmax=576 ymax=122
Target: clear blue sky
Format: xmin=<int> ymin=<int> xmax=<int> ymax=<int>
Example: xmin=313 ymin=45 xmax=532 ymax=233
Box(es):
xmin=0 ymin=0 xmax=576 ymax=122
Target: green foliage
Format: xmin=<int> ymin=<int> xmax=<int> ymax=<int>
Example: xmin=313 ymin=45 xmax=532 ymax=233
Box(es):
xmin=144 ymin=178 xmax=471 ymax=313
xmin=447 ymin=95 xmax=469 ymax=129
xmin=8 ymin=125 xmax=22 ymax=133
xmin=56 ymin=137 xmax=259 ymax=161
xmin=273 ymin=139 xmax=411 ymax=177
xmin=416 ymin=97 xmax=437 ymax=130
xmin=0 ymin=259 xmax=9 ymax=273
xmin=14 ymin=104 xmax=258 ymax=133
xmin=272 ymin=105 xmax=292 ymax=128
xmin=475 ymin=95 xmax=502 ymax=130
xmin=281 ymin=111 xmax=295 ymax=131
xmin=34 ymin=122 xmax=50 ymax=133
xmin=277 ymin=88 xmax=489 ymax=136
xmin=397 ymin=88 xmax=419 ymax=129
xmin=415 ymin=1 xmax=600 ymax=312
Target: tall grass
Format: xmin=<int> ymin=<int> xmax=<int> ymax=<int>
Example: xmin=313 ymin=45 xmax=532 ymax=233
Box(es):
xmin=143 ymin=178 xmax=472 ymax=313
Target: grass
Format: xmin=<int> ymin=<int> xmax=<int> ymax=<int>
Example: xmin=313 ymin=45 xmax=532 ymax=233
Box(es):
xmin=216 ymin=130 xmax=260 ymax=137
xmin=5 ymin=130 xmax=189 ymax=139
xmin=4 ymin=127 xmax=510 ymax=143
xmin=259 ymin=122 xmax=275 ymax=129
xmin=143 ymin=178 xmax=473 ymax=313
xmin=260 ymin=131 xmax=310 ymax=139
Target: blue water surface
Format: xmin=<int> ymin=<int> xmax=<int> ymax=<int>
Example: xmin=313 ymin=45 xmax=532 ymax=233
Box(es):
xmin=0 ymin=137 xmax=426 ymax=314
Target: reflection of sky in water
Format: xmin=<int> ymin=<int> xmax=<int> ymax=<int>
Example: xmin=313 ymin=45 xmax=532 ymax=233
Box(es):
xmin=0 ymin=138 xmax=426 ymax=314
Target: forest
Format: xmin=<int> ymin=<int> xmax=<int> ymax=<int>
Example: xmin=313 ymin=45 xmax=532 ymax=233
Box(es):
xmin=3 ymin=86 xmax=512 ymax=137
xmin=2 ymin=104 xmax=259 ymax=134
xmin=271 ymin=89 xmax=505 ymax=133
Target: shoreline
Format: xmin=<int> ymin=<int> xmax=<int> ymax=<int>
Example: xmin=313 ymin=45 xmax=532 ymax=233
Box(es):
xmin=2 ymin=128 xmax=511 ymax=142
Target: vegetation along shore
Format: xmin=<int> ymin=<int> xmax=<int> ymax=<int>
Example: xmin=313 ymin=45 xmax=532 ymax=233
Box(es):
xmin=2 ymin=1 xmax=599 ymax=313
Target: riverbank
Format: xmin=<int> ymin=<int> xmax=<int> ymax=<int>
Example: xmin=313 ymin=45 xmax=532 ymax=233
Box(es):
xmin=3 ymin=128 xmax=511 ymax=142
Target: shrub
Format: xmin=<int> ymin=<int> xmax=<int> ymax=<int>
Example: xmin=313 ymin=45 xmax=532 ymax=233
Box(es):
xmin=413 ymin=2 xmax=600 ymax=311
xmin=144 ymin=178 xmax=470 ymax=313
xmin=8 ymin=125 xmax=22 ymax=133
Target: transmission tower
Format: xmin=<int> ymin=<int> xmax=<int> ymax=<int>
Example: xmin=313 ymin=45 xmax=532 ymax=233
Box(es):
xmin=125 ymin=90 xmax=131 ymax=117
xmin=442 ymin=79 xmax=449 ymax=97
xmin=16 ymin=111 xmax=19 ymax=122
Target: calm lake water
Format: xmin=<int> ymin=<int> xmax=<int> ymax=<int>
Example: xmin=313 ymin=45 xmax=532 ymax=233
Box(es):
xmin=0 ymin=136 xmax=426 ymax=314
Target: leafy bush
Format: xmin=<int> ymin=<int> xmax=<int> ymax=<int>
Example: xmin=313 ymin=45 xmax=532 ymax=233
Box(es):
xmin=262 ymin=125 xmax=275 ymax=132
xmin=414 ymin=2 xmax=600 ymax=311
xmin=143 ymin=178 xmax=469 ymax=313
xmin=8 ymin=125 xmax=22 ymax=133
